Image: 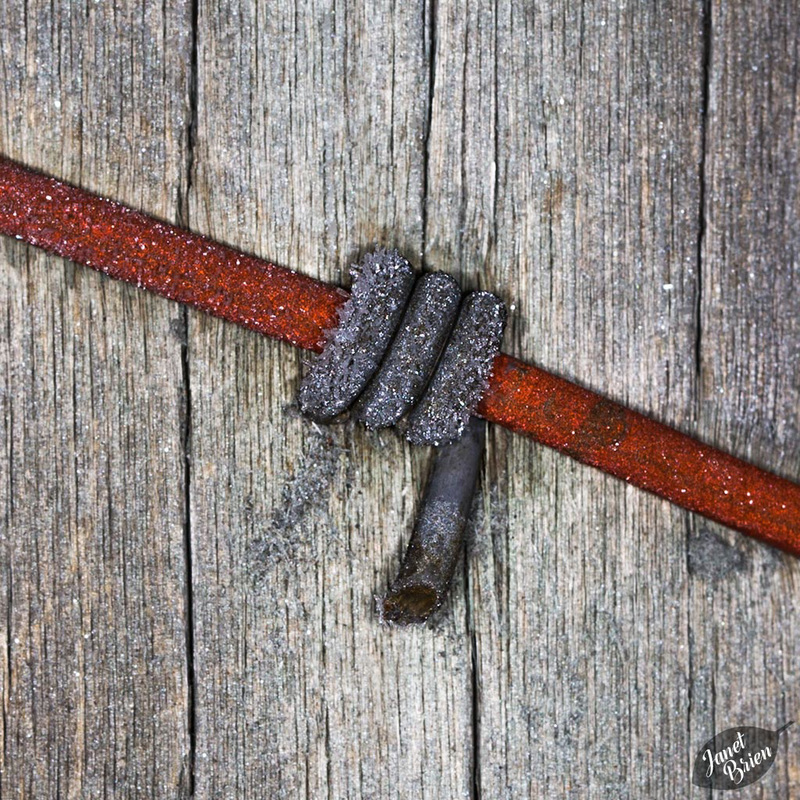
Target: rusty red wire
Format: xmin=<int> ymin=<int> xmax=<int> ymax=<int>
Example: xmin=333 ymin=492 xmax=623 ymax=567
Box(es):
xmin=1 ymin=156 xmax=798 ymax=555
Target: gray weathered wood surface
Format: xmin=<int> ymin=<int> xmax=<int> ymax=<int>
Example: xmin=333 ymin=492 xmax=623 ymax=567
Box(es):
xmin=1 ymin=0 xmax=798 ymax=796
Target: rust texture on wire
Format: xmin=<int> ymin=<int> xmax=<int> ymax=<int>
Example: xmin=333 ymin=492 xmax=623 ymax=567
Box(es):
xmin=0 ymin=156 xmax=345 ymax=352
xmin=477 ymin=356 xmax=800 ymax=555
xmin=2 ymin=156 xmax=799 ymax=556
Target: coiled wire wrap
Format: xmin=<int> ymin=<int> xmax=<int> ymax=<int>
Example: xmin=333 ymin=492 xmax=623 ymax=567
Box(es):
xmin=297 ymin=248 xmax=507 ymax=622
xmin=298 ymin=248 xmax=507 ymax=446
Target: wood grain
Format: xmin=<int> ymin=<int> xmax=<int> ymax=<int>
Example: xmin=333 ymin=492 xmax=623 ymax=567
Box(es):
xmin=0 ymin=0 xmax=193 ymax=797
xmin=455 ymin=2 xmax=701 ymax=795
xmin=187 ymin=2 xmax=474 ymax=797
xmin=0 ymin=0 xmax=798 ymax=797
xmin=688 ymin=1 xmax=800 ymax=797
